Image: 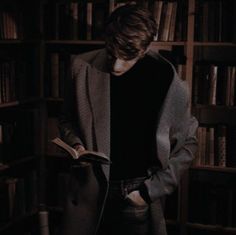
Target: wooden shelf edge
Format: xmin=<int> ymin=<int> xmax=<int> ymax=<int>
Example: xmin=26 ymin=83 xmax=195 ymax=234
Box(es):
xmin=0 ymin=209 xmax=38 ymax=233
xmin=0 ymin=101 xmax=19 ymax=108
xmin=192 ymin=105 xmax=236 ymax=126
xmin=0 ymin=98 xmax=43 ymax=109
xmin=187 ymin=222 xmax=236 ymax=233
xmin=193 ymin=104 xmax=236 ymax=111
xmin=190 ymin=165 xmax=236 ymax=173
xmin=44 ymin=40 xmax=236 ymax=47
xmin=193 ymin=42 xmax=236 ymax=46
xmin=0 ymin=156 xmax=37 ymax=173
xmin=0 ymin=39 xmax=40 ymax=44
xmin=45 ymin=40 xmax=105 ymax=45
xmin=44 ymin=40 xmax=186 ymax=46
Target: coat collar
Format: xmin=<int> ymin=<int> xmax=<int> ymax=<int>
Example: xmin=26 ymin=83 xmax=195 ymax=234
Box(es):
xmin=86 ymin=47 xmax=167 ymax=74
xmin=91 ymin=49 xmax=109 ymax=73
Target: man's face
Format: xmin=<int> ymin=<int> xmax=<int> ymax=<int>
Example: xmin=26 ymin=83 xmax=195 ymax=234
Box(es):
xmin=106 ymin=48 xmax=145 ymax=76
xmin=109 ymin=57 xmax=139 ymax=76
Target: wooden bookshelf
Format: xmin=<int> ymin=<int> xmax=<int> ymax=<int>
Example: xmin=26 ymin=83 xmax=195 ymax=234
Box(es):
xmin=0 ymin=0 xmax=42 ymax=234
xmin=41 ymin=0 xmax=236 ymax=235
xmin=0 ymin=0 xmax=235 ymax=234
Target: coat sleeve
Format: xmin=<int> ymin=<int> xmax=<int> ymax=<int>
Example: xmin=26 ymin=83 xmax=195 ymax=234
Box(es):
xmin=144 ymin=80 xmax=199 ymax=202
xmin=58 ymin=60 xmax=84 ymax=147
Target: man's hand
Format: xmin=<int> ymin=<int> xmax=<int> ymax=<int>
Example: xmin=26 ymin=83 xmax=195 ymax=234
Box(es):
xmin=74 ymin=144 xmax=86 ymax=155
xmin=126 ymin=190 xmax=148 ymax=206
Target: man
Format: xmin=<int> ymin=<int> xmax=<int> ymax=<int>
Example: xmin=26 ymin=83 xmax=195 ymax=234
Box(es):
xmin=58 ymin=3 xmax=198 ymax=235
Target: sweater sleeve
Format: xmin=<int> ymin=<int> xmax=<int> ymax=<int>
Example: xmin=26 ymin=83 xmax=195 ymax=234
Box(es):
xmin=143 ymin=80 xmax=199 ymax=202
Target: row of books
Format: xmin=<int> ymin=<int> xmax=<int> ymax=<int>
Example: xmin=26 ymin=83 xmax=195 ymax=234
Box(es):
xmin=0 ymin=170 xmax=38 ymax=224
xmin=152 ymin=0 xmax=187 ymax=42
xmin=0 ymin=109 xmax=36 ymax=164
xmin=192 ymin=63 xmax=236 ymax=106
xmin=0 ymin=60 xmax=17 ymax=104
xmin=188 ymin=178 xmax=236 ymax=228
xmin=0 ymin=3 xmax=22 ymax=40
xmin=193 ymin=125 xmax=236 ymax=167
xmin=194 ymin=0 xmax=236 ymax=42
xmin=0 ymin=58 xmax=34 ymax=104
xmin=43 ymin=0 xmax=187 ymax=41
xmin=44 ymin=1 xmax=109 ymax=40
xmin=45 ymin=53 xmax=72 ymax=99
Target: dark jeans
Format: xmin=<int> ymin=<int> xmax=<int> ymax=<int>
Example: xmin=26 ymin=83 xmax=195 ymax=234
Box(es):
xmin=97 ymin=177 xmax=151 ymax=235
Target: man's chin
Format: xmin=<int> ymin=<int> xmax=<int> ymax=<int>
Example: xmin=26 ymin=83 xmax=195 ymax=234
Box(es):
xmin=111 ymin=71 xmax=124 ymax=76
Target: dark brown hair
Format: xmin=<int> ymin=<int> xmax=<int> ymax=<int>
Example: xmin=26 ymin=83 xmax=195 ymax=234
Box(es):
xmin=105 ymin=3 xmax=157 ymax=60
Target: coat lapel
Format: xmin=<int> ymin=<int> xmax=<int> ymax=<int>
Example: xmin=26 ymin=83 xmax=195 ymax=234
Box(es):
xmin=87 ymin=50 xmax=110 ymax=157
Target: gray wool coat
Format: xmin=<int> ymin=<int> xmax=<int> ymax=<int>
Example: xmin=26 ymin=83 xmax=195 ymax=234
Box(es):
xmin=58 ymin=48 xmax=198 ymax=235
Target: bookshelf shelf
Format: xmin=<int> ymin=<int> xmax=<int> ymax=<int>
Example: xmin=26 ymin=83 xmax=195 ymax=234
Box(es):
xmin=193 ymin=42 xmax=236 ymax=47
xmin=191 ymin=165 xmax=236 ymax=173
xmin=0 ymin=40 xmax=40 ymax=45
xmin=0 ymin=98 xmax=43 ymax=109
xmin=0 ymin=101 xmax=19 ymax=108
xmin=0 ymin=156 xmax=37 ymax=177
xmin=192 ymin=105 xmax=236 ymax=125
xmin=45 ymin=40 xmax=105 ymax=45
xmin=187 ymin=222 xmax=236 ymax=233
xmin=152 ymin=41 xmax=186 ymax=46
xmin=0 ymin=210 xmax=38 ymax=234
xmin=45 ymin=40 xmax=186 ymax=47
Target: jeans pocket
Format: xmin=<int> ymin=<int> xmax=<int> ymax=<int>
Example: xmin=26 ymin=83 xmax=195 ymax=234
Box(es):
xmin=123 ymin=199 xmax=149 ymax=223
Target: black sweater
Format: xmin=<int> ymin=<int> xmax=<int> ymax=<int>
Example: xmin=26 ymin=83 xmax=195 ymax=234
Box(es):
xmin=110 ymin=55 xmax=173 ymax=180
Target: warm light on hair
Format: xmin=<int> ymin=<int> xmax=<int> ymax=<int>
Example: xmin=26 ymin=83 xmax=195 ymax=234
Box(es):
xmin=105 ymin=3 xmax=157 ymax=60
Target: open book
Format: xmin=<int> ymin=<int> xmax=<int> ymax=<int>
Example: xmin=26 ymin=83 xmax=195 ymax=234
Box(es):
xmin=51 ymin=137 xmax=110 ymax=165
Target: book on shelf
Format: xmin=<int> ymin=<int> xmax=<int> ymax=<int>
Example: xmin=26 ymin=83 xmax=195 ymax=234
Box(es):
xmin=208 ymin=65 xmax=218 ymax=105
xmin=69 ymin=2 xmax=79 ymax=40
xmin=51 ymin=137 xmax=110 ymax=165
xmin=0 ymin=171 xmax=38 ymax=224
xmin=174 ymin=0 xmax=187 ymax=41
xmin=193 ymin=63 xmax=236 ymax=106
xmin=168 ymin=1 xmax=177 ymax=41
xmin=0 ymin=109 xmax=36 ymax=163
xmin=46 ymin=52 xmax=72 ymax=98
xmin=226 ymin=127 xmax=236 ymax=167
xmin=109 ymin=0 xmax=115 ymax=14
xmin=86 ymin=2 xmax=93 ymax=40
xmin=195 ymin=0 xmax=235 ymax=42
xmin=216 ymin=125 xmax=226 ymax=167
xmin=50 ymin=53 xmax=60 ymax=98
xmin=92 ymin=1 xmax=108 ymax=40
xmin=160 ymin=1 xmax=174 ymax=41
xmin=189 ymin=171 xmax=236 ymax=226
xmin=193 ymin=124 xmax=236 ymax=167
xmin=0 ymin=2 xmax=22 ymax=40
xmin=152 ymin=0 xmax=163 ymax=41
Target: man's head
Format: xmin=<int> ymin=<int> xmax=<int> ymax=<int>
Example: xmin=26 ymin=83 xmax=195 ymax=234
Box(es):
xmin=105 ymin=3 xmax=157 ymax=76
